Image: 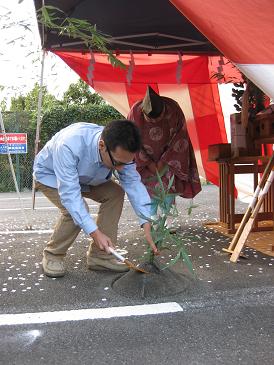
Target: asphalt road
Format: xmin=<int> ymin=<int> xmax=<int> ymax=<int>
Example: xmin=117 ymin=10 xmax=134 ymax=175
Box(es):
xmin=0 ymin=185 xmax=273 ymax=365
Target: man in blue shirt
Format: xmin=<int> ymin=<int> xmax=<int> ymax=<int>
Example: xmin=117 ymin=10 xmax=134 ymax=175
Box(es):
xmin=33 ymin=120 xmax=157 ymax=277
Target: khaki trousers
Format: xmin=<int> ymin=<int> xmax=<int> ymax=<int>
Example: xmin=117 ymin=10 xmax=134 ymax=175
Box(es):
xmin=35 ymin=180 xmax=125 ymax=258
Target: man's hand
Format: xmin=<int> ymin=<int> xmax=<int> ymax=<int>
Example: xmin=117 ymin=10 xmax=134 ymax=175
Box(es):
xmin=90 ymin=229 xmax=114 ymax=253
xmin=142 ymin=222 xmax=159 ymax=254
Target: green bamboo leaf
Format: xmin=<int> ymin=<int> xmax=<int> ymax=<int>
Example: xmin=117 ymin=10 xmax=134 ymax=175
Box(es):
xmin=151 ymin=195 xmax=161 ymax=201
xmin=166 ymin=193 xmax=177 ymax=198
xmin=37 ymin=5 xmax=125 ymax=69
xmin=138 ymin=212 xmax=153 ymax=223
xmin=179 ymin=248 xmax=194 ymax=274
xmin=172 ymin=204 xmax=179 ymax=213
xmin=144 ymin=165 xmax=168 ymax=183
xmin=187 ymin=204 xmax=199 ymax=216
xmin=167 ymin=174 xmax=174 ymax=192
xmin=161 ymin=251 xmax=181 ymax=270
xmin=42 ymin=5 xmax=65 ymax=13
xmin=155 ymin=170 xmax=164 ymax=192
xmin=152 ymin=229 xmax=165 ymax=242
xmin=38 ymin=6 xmax=63 ymax=27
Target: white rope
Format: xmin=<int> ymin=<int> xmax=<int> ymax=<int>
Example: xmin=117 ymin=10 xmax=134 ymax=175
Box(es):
xmin=126 ymin=50 xmax=135 ymax=85
xmin=0 ymin=111 xmax=32 ymax=229
xmin=87 ymin=50 xmax=95 ymax=84
xmin=176 ymin=52 xmax=183 ymax=84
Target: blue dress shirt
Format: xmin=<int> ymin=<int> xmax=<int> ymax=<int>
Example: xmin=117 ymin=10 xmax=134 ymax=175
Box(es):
xmin=33 ymin=123 xmax=151 ymax=235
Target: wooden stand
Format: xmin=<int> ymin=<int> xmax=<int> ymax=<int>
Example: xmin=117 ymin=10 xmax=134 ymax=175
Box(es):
xmin=223 ymin=154 xmax=274 ymax=257
xmin=217 ymin=156 xmax=274 ymax=234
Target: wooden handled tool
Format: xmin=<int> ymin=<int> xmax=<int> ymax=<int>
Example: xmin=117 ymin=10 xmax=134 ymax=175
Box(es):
xmin=108 ymin=247 xmax=149 ymax=274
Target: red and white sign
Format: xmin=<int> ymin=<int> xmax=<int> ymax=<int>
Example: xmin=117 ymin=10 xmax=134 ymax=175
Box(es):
xmin=0 ymin=133 xmax=27 ymax=154
xmin=0 ymin=133 xmax=27 ymax=144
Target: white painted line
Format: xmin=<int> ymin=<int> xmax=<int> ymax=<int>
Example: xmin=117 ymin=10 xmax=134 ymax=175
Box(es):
xmin=0 ymin=196 xmax=46 ymax=201
xmin=0 ymin=207 xmax=58 ymax=211
xmin=0 ymin=214 xmax=97 ymax=235
xmin=0 ymin=196 xmax=130 ymax=203
xmin=0 ymin=205 xmax=98 ymax=212
xmin=0 ymin=229 xmax=54 ymax=235
xmin=0 ymin=302 xmax=182 ymax=326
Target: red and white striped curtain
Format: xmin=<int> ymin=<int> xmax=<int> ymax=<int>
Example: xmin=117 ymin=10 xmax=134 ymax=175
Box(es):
xmin=54 ymin=51 xmax=239 ymax=186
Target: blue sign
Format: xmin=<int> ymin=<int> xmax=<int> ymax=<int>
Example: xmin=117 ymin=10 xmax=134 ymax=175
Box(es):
xmin=0 ymin=133 xmax=27 ymax=154
xmin=0 ymin=143 xmax=27 ymax=154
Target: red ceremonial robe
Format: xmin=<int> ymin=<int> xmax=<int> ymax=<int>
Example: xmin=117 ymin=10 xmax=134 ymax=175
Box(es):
xmin=127 ymin=97 xmax=201 ymax=198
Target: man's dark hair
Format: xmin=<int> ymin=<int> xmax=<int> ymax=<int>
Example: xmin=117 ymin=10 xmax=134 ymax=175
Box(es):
xmin=102 ymin=120 xmax=142 ymax=152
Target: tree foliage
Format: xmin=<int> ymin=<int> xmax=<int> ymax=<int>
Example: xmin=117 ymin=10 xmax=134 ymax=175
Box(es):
xmin=40 ymin=104 xmax=123 ymax=147
xmin=62 ymin=79 xmax=106 ymax=106
xmin=1 ymin=79 xmax=123 ymax=192
xmin=9 ymin=83 xmax=59 ymax=116
xmin=0 ymin=85 xmax=7 ymax=112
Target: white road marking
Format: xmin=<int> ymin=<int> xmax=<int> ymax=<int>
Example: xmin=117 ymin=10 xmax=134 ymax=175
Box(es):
xmin=0 ymin=205 xmax=98 ymax=211
xmin=0 ymin=196 xmax=47 ymax=201
xmin=0 ymin=302 xmax=183 ymax=326
xmin=0 ymin=229 xmax=54 ymax=234
xmin=0 ymin=207 xmax=58 ymax=211
xmin=0 ymin=214 xmax=97 ymax=234
xmin=0 ymin=196 xmax=129 ymax=202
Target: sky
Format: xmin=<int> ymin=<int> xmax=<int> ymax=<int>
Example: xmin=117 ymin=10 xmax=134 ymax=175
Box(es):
xmin=0 ymin=0 xmax=235 ymax=132
xmin=0 ymin=0 xmax=79 ymax=107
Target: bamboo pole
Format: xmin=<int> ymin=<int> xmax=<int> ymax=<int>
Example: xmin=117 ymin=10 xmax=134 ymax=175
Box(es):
xmin=31 ymin=49 xmax=46 ymax=210
xmin=230 ymin=169 xmax=274 ymax=262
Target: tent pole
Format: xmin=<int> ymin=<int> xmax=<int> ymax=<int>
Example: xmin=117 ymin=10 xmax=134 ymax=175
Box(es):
xmin=32 ymin=49 xmax=46 ymax=211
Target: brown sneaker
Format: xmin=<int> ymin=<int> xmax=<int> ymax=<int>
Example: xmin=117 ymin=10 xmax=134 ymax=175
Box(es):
xmin=42 ymin=255 xmax=65 ymax=277
xmin=87 ymin=253 xmax=129 ymax=272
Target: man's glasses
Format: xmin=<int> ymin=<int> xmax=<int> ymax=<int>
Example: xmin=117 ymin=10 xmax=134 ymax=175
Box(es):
xmin=106 ymin=145 xmax=135 ymax=167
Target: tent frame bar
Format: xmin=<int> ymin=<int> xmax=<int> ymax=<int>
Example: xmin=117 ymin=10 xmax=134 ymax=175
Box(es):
xmin=49 ymin=31 xmax=208 ymax=50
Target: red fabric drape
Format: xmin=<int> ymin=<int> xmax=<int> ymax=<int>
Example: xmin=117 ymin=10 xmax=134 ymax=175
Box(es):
xmin=170 ymin=0 xmax=274 ymax=103
xmin=170 ymin=0 xmax=274 ymax=64
xmin=53 ymin=51 xmax=230 ymax=186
